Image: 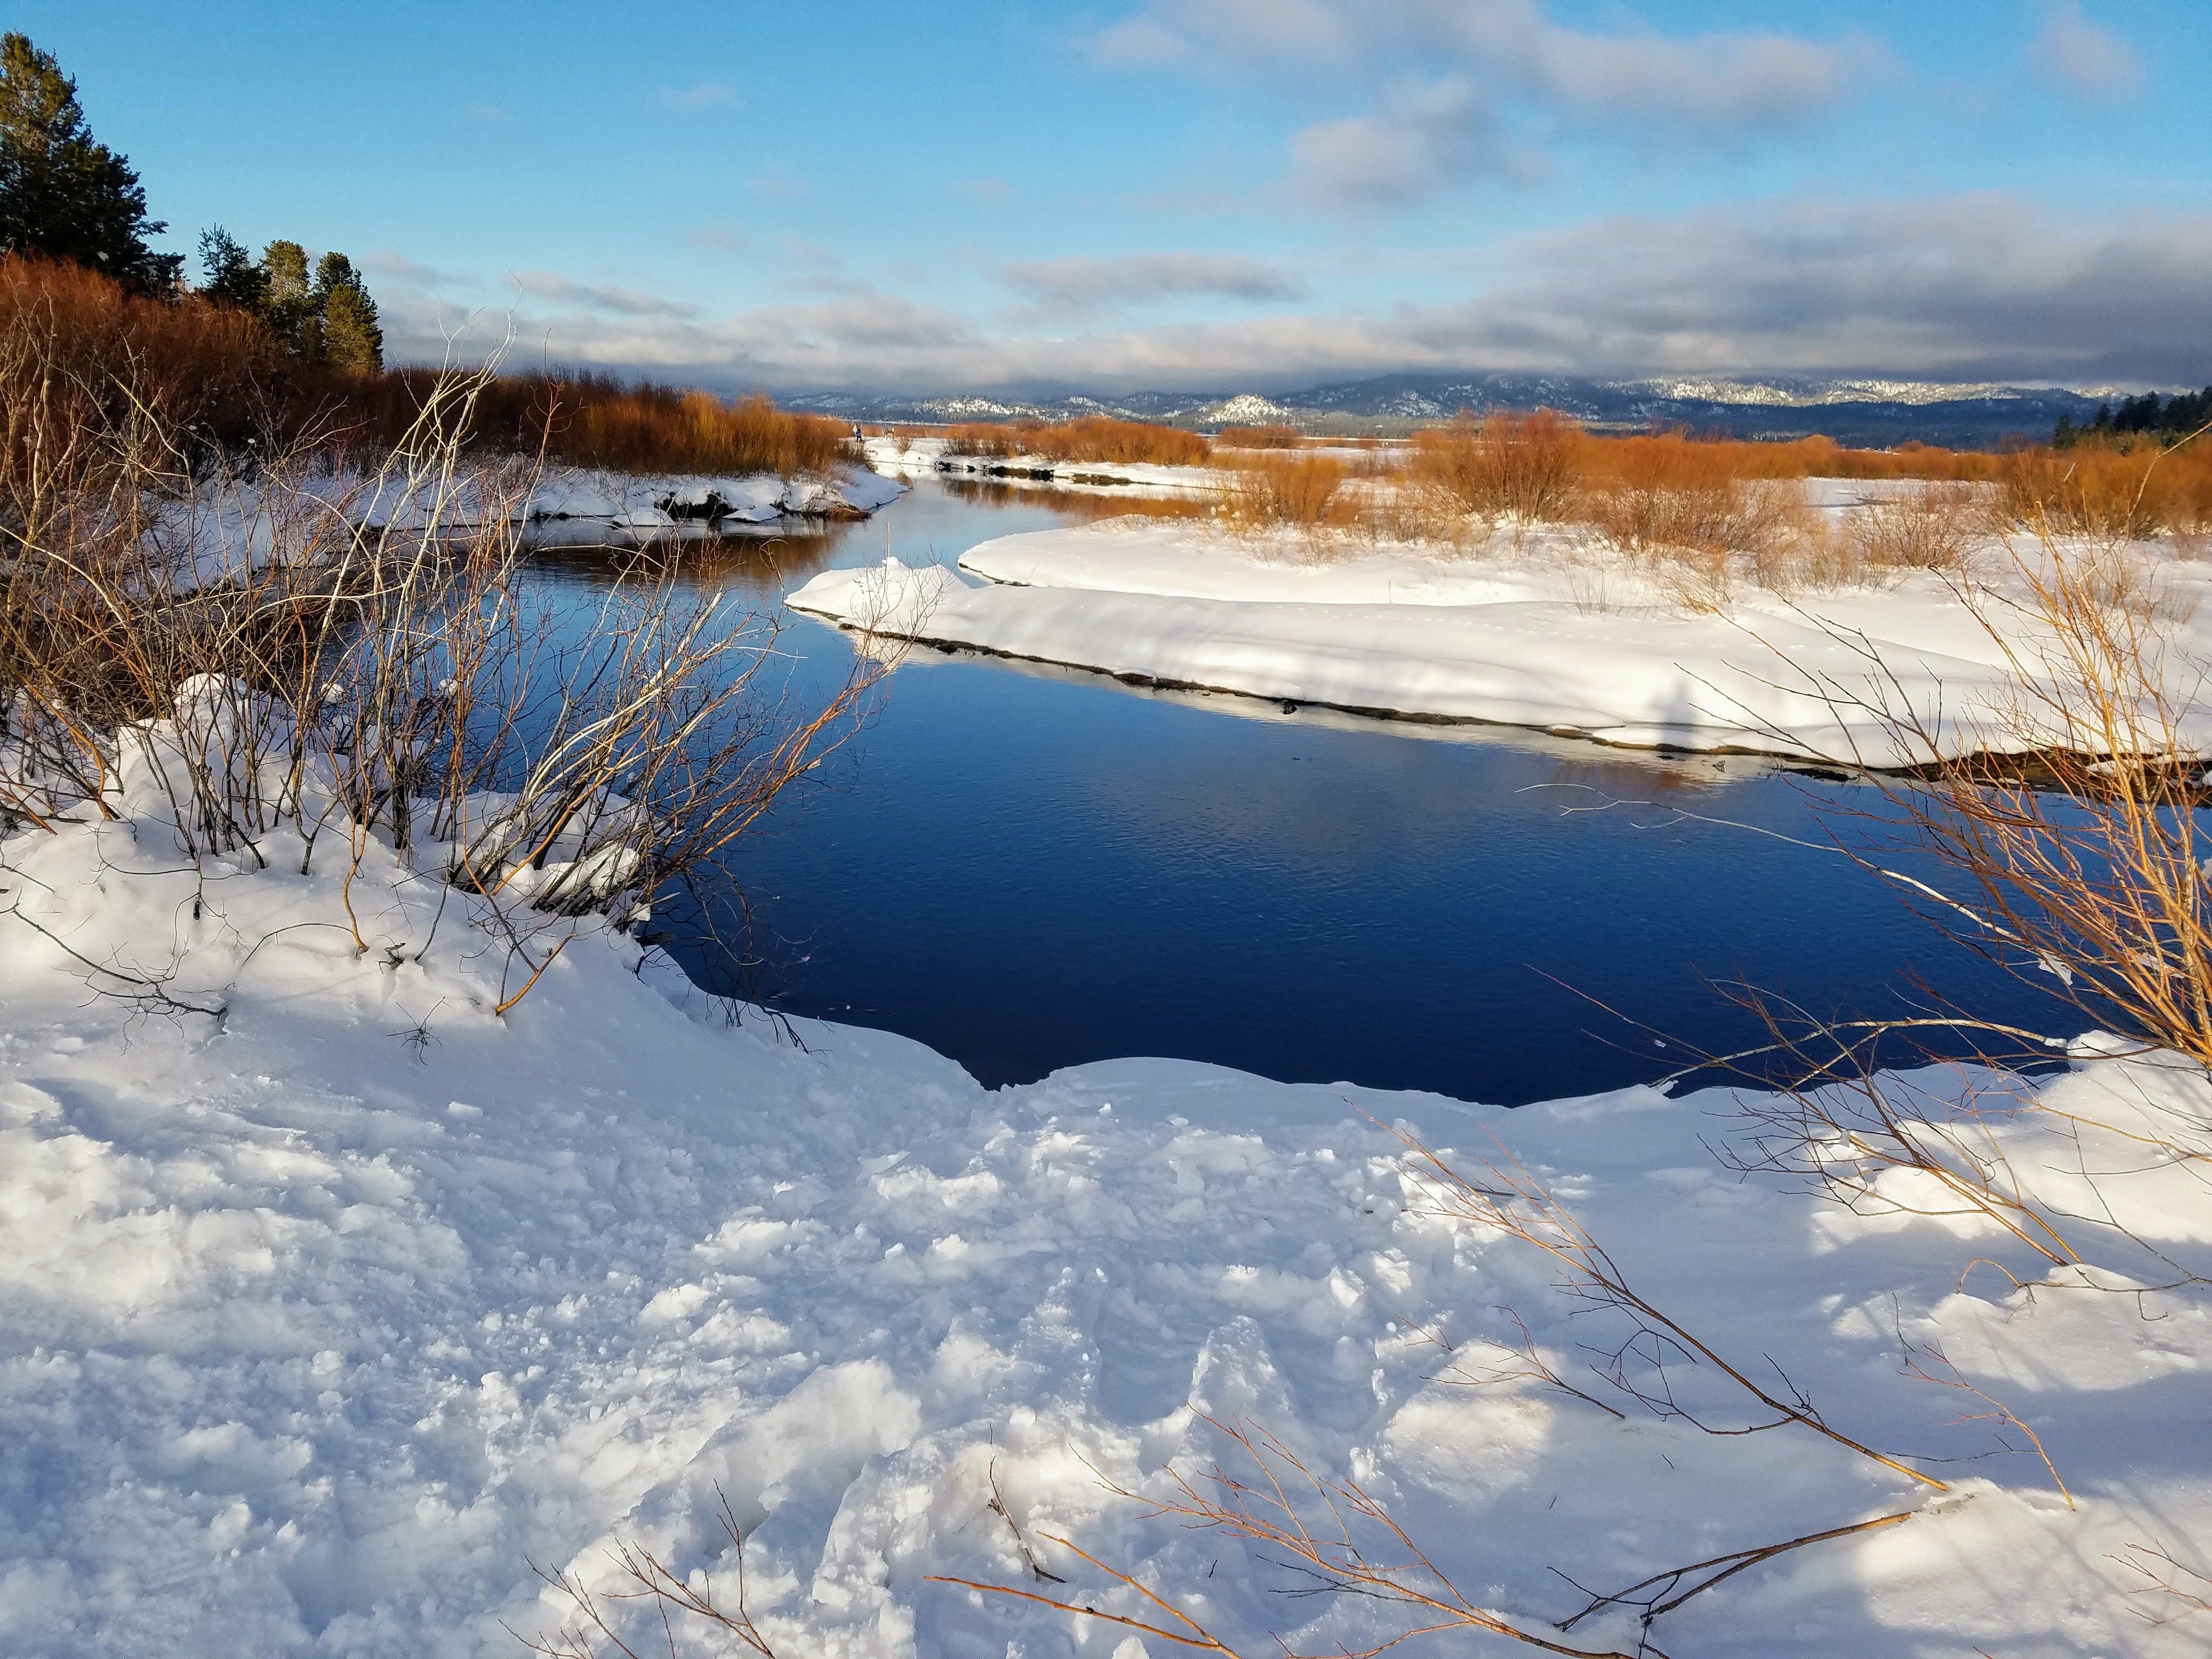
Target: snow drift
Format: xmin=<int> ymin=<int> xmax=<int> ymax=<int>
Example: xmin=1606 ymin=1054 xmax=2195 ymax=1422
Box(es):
xmin=1 ymin=765 xmax=2208 ymax=1654
xmin=790 ymin=518 xmax=2212 ymax=764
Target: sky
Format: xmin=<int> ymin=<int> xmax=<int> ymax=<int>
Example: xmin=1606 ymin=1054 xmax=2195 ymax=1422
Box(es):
xmin=20 ymin=0 xmax=2212 ymax=396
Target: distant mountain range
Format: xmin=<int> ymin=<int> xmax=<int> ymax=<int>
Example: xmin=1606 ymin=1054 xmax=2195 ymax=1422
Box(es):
xmin=785 ymin=373 xmax=2132 ymax=448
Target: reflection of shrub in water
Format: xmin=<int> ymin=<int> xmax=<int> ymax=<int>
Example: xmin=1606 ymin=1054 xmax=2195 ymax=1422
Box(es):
xmin=938 ymin=477 xmax=1214 ymax=522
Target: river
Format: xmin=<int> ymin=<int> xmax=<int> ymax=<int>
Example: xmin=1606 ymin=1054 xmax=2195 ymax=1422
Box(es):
xmin=523 ymin=473 xmax=2059 ymax=1105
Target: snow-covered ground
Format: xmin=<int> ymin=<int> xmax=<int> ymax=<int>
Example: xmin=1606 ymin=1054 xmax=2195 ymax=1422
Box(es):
xmin=791 ymin=512 xmax=2212 ymax=763
xmin=862 ymin=435 xmax=1222 ymax=497
xmin=3 ymin=706 xmax=2210 ymax=1656
xmin=154 ymin=464 xmax=905 ymax=577
xmin=520 ymin=464 xmax=904 ymax=530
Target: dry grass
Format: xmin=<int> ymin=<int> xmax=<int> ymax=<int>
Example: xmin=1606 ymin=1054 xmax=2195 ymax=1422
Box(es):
xmin=0 ymin=258 xmax=859 ymax=487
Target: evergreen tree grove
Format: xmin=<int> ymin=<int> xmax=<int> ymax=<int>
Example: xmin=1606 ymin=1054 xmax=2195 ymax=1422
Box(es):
xmin=0 ymin=32 xmax=180 ymax=294
xmin=197 ymin=226 xmax=267 ymax=312
xmin=260 ymin=239 xmax=318 ymax=357
xmin=313 ymin=251 xmax=382 ymax=371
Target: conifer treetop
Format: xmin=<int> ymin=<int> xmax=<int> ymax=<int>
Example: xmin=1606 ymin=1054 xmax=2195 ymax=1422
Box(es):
xmin=0 ymin=32 xmax=179 ymax=294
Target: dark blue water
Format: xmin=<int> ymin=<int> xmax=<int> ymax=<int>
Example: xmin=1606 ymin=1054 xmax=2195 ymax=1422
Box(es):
xmin=529 ymin=478 xmax=2064 ymax=1106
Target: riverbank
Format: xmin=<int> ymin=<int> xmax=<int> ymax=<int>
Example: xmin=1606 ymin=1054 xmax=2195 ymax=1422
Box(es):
xmin=1 ymin=774 xmax=2203 ymax=1656
xmin=790 ymin=513 xmax=2212 ymax=763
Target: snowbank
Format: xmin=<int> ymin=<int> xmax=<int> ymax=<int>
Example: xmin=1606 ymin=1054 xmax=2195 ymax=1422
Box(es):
xmin=858 ymin=436 xmax=1219 ymax=494
xmin=788 ymin=519 xmax=2212 ymax=763
xmin=2 ymin=791 xmax=2209 ymax=1654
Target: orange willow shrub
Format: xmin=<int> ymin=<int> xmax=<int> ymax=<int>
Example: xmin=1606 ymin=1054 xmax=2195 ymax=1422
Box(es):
xmin=944 ymin=416 xmax=1209 ymax=467
xmin=0 ymin=256 xmax=282 ymax=495
xmin=1578 ymin=432 xmax=1802 ymax=559
xmin=1025 ymin=416 xmax=1210 ymax=467
xmin=1215 ymin=423 xmax=1304 ymax=449
xmin=941 ymin=421 xmax=1029 ymax=458
xmin=1410 ymin=409 xmax=1583 ymax=520
xmin=350 ymin=373 xmax=858 ymax=477
xmin=1995 ymin=442 xmax=2212 ymax=540
xmin=1222 ymin=452 xmax=1350 ymax=528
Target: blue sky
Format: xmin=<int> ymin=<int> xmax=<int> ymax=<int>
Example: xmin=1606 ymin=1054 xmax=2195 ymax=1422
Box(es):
xmin=21 ymin=1 xmax=2211 ymax=393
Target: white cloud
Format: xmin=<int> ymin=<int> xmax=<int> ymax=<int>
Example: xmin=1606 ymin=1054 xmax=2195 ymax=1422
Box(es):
xmin=1001 ymin=252 xmax=1308 ymax=315
xmin=1088 ymin=1 xmax=1875 ymax=211
xmin=651 ymin=82 xmax=739 ymax=111
xmin=362 ymin=250 xmax=469 ymax=289
xmin=2028 ymin=2 xmax=2145 ymax=99
xmin=1288 ymin=80 xmax=1536 ymax=209
xmin=509 ymin=271 xmax=701 ymax=319
xmin=380 ymin=199 xmax=2212 ymax=393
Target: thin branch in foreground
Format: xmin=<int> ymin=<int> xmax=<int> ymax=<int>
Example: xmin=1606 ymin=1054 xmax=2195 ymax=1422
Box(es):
xmin=2113 ymin=1539 xmax=2212 ymax=1624
xmin=511 ymin=1487 xmax=777 ymax=1659
xmin=1554 ymin=1511 xmax=1915 ymax=1635
xmin=1895 ymin=1326 xmax=2073 ymax=1510
xmin=930 ymin=1415 xmax=1658 ymax=1659
xmin=985 ymin=1457 xmax=1066 ymax=1584
xmin=1440 ymin=1305 xmax=1625 ymax=1419
xmin=1380 ymin=1119 xmax=1948 ymax=1491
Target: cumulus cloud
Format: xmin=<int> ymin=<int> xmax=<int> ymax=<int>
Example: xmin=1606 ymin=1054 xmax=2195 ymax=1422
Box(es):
xmin=1090 ymin=0 xmax=1875 ymax=211
xmin=379 ymin=199 xmax=2212 ymax=393
xmin=2028 ymin=2 xmax=2145 ymax=99
xmin=1000 ymin=252 xmax=1308 ymax=316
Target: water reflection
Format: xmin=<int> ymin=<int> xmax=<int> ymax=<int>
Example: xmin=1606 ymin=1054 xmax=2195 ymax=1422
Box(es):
xmin=518 ymin=474 xmax=2063 ymax=1106
xmin=938 ymin=475 xmax=1216 ymax=521
xmin=523 ymin=520 xmax=858 ymax=600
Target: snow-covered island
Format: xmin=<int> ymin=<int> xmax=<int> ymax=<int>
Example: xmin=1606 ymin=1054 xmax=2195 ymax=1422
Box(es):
xmin=791 ymin=504 xmax=2212 ymax=764
xmin=3 ymin=680 xmax=2208 ymax=1657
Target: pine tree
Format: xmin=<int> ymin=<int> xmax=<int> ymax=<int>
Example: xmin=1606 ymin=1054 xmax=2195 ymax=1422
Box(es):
xmin=0 ymin=33 xmax=180 ymax=294
xmin=312 ymin=251 xmax=382 ymax=372
xmin=198 ymin=225 xmax=267 ymax=311
xmin=260 ymin=239 xmax=318 ymax=357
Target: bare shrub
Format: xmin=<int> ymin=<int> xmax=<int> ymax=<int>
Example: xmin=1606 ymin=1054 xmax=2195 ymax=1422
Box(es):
xmin=517 ymin=1490 xmax=777 ymax=1659
xmin=1411 ymin=408 xmax=1582 ymax=522
xmin=1215 ymin=422 xmax=1302 ymax=449
xmin=1578 ymin=438 xmax=1801 ymax=562
xmin=1847 ymin=481 xmax=1983 ymax=571
xmin=0 ymin=332 xmax=879 ymax=1010
xmin=1028 ymin=416 xmax=1210 ymax=467
xmin=1221 ymin=452 xmax=1350 ymax=531
xmin=1358 ymin=477 xmax=1470 ymax=545
xmin=1994 ymin=445 xmax=2175 ymax=541
xmin=945 ymin=417 xmax=1209 ymax=468
xmin=940 ymin=421 xmax=1028 ymax=459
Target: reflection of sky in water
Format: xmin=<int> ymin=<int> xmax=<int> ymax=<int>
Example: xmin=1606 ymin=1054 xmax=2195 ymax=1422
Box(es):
xmin=516 ymin=475 xmax=2061 ymax=1107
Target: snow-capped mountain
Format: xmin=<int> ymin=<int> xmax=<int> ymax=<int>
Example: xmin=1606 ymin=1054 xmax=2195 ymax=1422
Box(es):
xmin=785 ymin=372 xmax=2138 ymax=447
